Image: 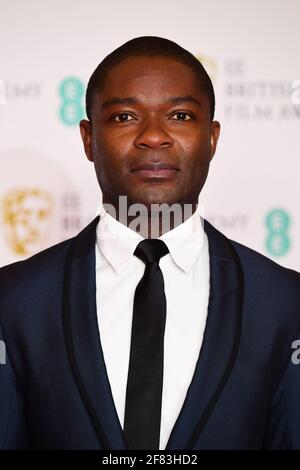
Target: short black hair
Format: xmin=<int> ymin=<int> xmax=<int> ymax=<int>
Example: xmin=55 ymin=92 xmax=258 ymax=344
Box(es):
xmin=85 ymin=36 xmax=215 ymax=122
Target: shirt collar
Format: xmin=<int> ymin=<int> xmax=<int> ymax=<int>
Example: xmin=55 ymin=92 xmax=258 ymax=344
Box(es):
xmin=96 ymin=202 xmax=205 ymax=275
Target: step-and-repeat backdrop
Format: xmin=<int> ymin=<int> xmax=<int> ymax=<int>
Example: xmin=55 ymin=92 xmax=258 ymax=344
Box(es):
xmin=1 ymin=0 xmax=299 ymax=269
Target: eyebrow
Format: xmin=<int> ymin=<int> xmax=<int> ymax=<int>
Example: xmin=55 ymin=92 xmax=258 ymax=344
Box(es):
xmin=100 ymin=95 xmax=203 ymax=109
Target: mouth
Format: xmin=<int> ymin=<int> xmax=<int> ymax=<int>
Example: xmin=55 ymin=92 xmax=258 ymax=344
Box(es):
xmin=130 ymin=162 xmax=179 ymax=180
xmin=131 ymin=168 xmax=178 ymax=179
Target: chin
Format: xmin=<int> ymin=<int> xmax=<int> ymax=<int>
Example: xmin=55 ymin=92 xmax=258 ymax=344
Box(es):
xmin=132 ymin=188 xmax=179 ymax=206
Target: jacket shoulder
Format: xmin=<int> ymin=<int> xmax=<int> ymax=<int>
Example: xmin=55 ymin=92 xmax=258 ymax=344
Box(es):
xmin=0 ymin=236 xmax=75 ymax=333
xmin=204 ymin=218 xmax=300 ymax=296
xmin=0 ymin=236 xmax=73 ymax=287
xmin=230 ymin=238 xmax=300 ymax=294
xmin=0 ymin=216 xmax=99 ymax=285
xmin=0 ymin=216 xmax=99 ymax=306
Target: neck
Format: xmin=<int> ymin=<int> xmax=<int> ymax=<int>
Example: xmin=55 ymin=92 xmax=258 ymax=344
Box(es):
xmin=101 ymin=197 xmax=198 ymax=239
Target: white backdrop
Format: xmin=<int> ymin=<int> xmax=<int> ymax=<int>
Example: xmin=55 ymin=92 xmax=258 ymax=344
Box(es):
xmin=0 ymin=0 xmax=299 ymax=269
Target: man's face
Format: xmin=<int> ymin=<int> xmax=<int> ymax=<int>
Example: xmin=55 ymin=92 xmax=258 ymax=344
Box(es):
xmin=80 ymin=56 xmax=220 ymax=210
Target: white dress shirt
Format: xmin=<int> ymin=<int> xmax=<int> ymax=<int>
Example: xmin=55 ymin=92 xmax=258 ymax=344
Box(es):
xmin=95 ymin=203 xmax=210 ymax=450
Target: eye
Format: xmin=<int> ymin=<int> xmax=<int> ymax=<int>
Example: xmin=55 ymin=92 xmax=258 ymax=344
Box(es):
xmin=170 ymin=112 xmax=193 ymax=121
xmin=113 ymin=113 xmax=135 ymax=122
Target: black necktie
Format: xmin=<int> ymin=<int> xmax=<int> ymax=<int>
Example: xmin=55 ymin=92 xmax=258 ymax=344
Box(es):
xmin=123 ymin=239 xmax=169 ymax=450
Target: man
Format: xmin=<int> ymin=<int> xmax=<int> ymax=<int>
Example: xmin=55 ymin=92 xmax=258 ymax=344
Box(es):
xmin=1 ymin=36 xmax=300 ymax=450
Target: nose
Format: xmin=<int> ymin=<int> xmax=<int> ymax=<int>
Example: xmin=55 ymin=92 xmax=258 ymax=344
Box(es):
xmin=134 ymin=118 xmax=174 ymax=150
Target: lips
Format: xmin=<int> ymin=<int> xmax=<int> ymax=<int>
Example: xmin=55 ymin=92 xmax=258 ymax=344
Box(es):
xmin=131 ymin=162 xmax=179 ymax=179
xmin=131 ymin=162 xmax=178 ymax=172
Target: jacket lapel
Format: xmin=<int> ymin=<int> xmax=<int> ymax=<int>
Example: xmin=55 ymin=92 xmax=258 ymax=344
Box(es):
xmin=165 ymin=219 xmax=244 ymax=449
xmin=63 ymin=216 xmax=244 ymax=450
xmin=63 ymin=215 xmax=127 ymax=450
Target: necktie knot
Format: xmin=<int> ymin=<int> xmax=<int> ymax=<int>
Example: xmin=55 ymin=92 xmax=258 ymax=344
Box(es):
xmin=134 ymin=239 xmax=169 ymax=265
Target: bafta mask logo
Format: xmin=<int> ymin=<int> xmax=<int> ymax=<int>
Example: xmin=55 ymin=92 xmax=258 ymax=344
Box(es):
xmin=2 ymin=188 xmax=53 ymax=256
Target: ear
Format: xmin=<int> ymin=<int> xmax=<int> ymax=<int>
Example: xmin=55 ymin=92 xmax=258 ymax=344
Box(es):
xmin=209 ymin=120 xmax=221 ymax=161
xmin=79 ymin=119 xmax=94 ymax=162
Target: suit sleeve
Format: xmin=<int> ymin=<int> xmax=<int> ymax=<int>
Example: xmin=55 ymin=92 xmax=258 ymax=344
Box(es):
xmin=0 ymin=321 xmax=28 ymax=449
xmin=280 ymin=342 xmax=300 ymax=449
xmin=263 ymin=335 xmax=300 ymax=449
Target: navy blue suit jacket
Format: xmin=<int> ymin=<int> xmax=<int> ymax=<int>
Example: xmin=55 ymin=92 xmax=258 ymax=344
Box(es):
xmin=1 ymin=216 xmax=300 ymax=450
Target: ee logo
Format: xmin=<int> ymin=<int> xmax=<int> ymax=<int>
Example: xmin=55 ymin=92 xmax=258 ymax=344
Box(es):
xmin=265 ymin=208 xmax=291 ymax=257
xmin=59 ymin=77 xmax=85 ymax=126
